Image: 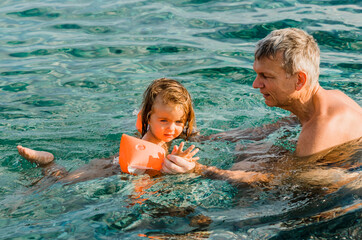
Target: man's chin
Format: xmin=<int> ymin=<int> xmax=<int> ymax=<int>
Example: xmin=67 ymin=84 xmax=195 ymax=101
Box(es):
xmin=264 ymin=100 xmax=276 ymax=107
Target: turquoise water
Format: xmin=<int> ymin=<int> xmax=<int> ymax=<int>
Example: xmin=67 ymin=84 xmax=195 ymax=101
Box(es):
xmin=0 ymin=0 xmax=361 ymax=239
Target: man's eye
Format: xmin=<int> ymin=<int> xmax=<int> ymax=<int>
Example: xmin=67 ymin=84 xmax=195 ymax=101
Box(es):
xmin=261 ymin=73 xmax=271 ymax=79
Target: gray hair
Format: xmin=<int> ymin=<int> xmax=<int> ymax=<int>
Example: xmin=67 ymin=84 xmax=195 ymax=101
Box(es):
xmin=255 ymin=28 xmax=320 ymax=87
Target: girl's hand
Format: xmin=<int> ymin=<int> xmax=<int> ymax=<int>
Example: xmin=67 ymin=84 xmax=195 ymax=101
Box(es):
xmin=170 ymin=142 xmax=199 ymax=162
xmin=162 ymin=142 xmax=199 ymax=174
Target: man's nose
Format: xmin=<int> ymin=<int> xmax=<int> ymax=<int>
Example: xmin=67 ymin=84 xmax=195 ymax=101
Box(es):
xmin=252 ymin=76 xmax=263 ymax=89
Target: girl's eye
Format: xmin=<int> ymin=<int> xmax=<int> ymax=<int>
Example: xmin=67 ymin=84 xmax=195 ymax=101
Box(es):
xmin=176 ymin=121 xmax=184 ymax=125
xmin=160 ymin=119 xmax=167 ymax=123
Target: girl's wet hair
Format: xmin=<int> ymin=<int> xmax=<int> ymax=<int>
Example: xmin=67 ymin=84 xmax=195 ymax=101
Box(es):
xmin=140 ymin=78 xmax=196 ymax=140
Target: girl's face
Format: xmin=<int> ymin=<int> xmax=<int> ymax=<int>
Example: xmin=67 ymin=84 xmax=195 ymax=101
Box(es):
xmin=143 ymin=96 xmax=185 ymax=145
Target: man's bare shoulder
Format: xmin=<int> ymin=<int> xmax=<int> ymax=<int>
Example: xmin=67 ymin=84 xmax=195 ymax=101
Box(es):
xmin=318 ymin=89 xmax=361 ymax=127
xmin=326 ymin=89 xmax=362 ymax=133
xmin=326 ymin=89 xmax=361 ymax=110
xmin=296 ymin=89 xmax=362 ymax=157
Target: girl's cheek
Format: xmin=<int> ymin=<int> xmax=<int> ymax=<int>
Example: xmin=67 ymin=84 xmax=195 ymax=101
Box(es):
xmin=178 ymin=127 xmax=184 ymax=134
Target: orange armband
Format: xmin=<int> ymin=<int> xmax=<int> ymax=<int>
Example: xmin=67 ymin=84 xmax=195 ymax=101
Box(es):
xmin=136 ymin=111 xmax=142 ymax=134
xmin=119 ymin=134 xmax=165 ymax=174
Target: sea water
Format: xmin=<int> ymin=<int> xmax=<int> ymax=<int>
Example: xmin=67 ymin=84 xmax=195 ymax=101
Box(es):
xmin=0 ymin=0 xmax=361 ymax=239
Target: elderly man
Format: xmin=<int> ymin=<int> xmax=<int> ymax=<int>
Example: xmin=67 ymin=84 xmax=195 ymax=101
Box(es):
xmin=162 ymin=28 xmax=362 ymax=181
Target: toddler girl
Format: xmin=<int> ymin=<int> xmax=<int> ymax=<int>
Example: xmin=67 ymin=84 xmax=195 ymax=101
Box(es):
xmin=17 ymin=78 xmax=199 ymax=183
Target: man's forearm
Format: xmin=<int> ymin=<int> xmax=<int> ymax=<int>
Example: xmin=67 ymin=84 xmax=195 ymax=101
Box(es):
xmin=194 ymin=162 xmax=271 ymax=185
xmin=193 ymin=115 xmax=299 ymax=142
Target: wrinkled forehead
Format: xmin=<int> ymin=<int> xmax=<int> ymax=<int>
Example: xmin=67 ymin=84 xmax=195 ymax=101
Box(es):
xmin=253 ymin=52 xmax=286 ymax=73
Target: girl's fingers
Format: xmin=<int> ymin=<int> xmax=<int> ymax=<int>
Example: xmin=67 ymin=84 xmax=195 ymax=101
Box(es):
xmin=191 ymin=157 xmax=200 ymax=162
xmin=176 ymin=142 xmax=185 ymax=154
xmin=171 ymin=145 xmax=178 ymax=155
xmin=189 ymin=148 xmax=199 ymax=157
xmin=171 ymin=143 xmax=199 ymax=161
xmin=183 ymin=145 xmax=195 ymax=155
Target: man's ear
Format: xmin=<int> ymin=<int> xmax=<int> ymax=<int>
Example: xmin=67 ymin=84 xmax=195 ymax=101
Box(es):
xmin=296 ymin=71 xmax=307 ymax=91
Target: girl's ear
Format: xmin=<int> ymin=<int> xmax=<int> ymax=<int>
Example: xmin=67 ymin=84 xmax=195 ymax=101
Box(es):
xmin=296 ymin=71 xmax=307 ymax=91
xmin=146 ymin=111 xmax=152 ymax=123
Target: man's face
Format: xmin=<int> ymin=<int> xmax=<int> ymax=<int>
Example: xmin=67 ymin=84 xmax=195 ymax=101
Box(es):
xmin=252 ymin=52 xmax=298 ymax=109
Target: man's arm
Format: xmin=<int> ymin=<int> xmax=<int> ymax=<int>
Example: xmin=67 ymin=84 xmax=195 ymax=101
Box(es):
xmin=191 ymin=115 xmax=299 ymax=142
xmin=162 ymin=155 xmax=271 ymax=186
xmin=196 ymin=163 xmax=270 ymax=186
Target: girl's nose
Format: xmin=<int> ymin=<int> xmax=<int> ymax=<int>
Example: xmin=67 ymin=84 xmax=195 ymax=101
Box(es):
xmin=167 ymin=122 xmax=176 ymax=131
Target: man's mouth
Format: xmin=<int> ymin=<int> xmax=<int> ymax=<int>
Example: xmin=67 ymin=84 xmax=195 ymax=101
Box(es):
xmin=262 ymin=93 xmax=270 ymax=98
